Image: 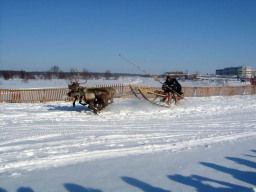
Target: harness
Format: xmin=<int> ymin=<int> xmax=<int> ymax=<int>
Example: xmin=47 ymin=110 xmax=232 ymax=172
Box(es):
xmin=73 ymin=89 xmax=86 ymax=97
xmin=74 ymin=88 xmax=100 ymax=100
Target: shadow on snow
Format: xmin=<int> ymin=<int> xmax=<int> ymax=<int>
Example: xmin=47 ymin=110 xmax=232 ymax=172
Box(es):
xmin=122 ymin=149 xmax=256 ymax=192
xmin=63 ymin=183 xmax=102 ymax=192
xmin=1 ymin=150 xmax=255 ymax=192
xmin=121 ymin=176 xmax=170 ymax=192
xmin=167 ymin=149 xmax=256 ymax=192
xmin=47 ymin=104 xmax=92 ymax=113
xmin=0 ymin=184 xmax=102 ymax=192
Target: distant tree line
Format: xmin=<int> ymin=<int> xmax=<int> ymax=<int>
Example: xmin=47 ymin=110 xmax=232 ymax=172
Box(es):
xmin=0 ymin=66 xmax=147 ymax=81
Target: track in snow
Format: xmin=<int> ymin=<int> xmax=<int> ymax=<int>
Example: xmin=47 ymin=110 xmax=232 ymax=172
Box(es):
xmin=0 ymin=96 xmax=256 ymax=176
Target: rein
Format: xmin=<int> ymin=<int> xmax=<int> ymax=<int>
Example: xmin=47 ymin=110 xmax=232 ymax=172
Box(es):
xmin=73 ymin=89 xmax=86 ymax=97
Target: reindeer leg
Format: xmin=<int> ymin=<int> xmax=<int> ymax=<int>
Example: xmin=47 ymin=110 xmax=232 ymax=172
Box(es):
xmin=110 ymin=93 xmax=115 ymax=103
xmin=78 ymin=96 xmax=87 ymax=106
xmin=79 ymin=96 xmax=83 ymax=105
xmin=73 ymin=97 xmax=77 ymax=107
xmin=89 ymin=102 xmax=98 ymax=115
xmin=79 ymin=99 xmax=87 ymax=106
xmin=96 ymin=100 xmax=104 ymax=112
xmin=99 ymin=98 xmax=108 ymax=111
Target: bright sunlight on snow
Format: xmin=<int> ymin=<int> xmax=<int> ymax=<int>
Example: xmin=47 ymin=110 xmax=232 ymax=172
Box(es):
xmin=0 ymin=78 xmax=256 ymax=192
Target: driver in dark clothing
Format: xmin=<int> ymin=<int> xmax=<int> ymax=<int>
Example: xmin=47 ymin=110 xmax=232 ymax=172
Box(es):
xmin=162 ymin=76 xmax=182 ymax=95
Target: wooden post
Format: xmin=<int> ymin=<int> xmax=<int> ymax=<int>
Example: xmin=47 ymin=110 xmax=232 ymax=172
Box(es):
xmin=0 ymin=89 xmax=2 ymax=103
xmin=42 ymin=89 xmax=46 ymax=103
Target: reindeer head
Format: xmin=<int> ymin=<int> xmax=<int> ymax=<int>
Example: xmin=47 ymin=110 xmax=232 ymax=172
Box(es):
xmin=68 ymin=81 xmax=81 ymax=97
xmin=67 ymin=70 xmax=87 ymax=97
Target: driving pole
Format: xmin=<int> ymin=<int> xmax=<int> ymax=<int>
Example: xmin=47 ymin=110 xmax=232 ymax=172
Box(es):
xmin=119 ymin=54 xmax=182 ymax=97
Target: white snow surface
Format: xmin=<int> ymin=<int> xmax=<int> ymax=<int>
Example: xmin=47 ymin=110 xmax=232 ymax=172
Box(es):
xmin=0 ymin=76 xmax=251 ymax=89
xmin=0 ymin=78 xmax=256 ymax=192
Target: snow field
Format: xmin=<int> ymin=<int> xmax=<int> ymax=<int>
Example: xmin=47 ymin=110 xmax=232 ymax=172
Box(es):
xmin=0 ymin=76 xmax=251 ymax=90
xmin=1 ymin=95 xmax=256 ymax=179
xmin=1 ymin=76 xmax=256 ymax=191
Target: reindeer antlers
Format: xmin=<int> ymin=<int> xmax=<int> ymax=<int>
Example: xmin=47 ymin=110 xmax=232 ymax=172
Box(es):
xmin=71 ymin=69 xmax=88 ymax=84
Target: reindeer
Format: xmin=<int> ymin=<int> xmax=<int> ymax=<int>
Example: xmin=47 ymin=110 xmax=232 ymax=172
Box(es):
xmin=82 ymin=87 xmax=116 ymax=111
xmin=67 ymin=72 xmax=117 ymax=114
xmin=93 ymin=87 xmax=117 ymax=104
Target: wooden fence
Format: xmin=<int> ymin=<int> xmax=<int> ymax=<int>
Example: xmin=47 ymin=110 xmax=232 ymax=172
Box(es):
xmin=0 ymin=85 xmax=256 ymax=103
xmin=0 ymin=88 xmax=69 ymax=103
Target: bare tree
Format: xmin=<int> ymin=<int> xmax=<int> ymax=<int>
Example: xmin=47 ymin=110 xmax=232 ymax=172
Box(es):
xmin=20 ymin=70 xmax=27 ymax=79
xmin=81 ymin=68 xmax=91 ymax=80
xmin=59 ymin=71 xmax=66 ymax=79
xmin=105 ymin=70 xmax=111 ymax=80
xmin=51 ymin=66 xmax=59 ymax=73
xmin=45 ymin=71 xmax=53 ymax=80
xmin=92 ymin=73 xmax=100 ymax=80
xmin=50 ymin=65 xmax=59 ymax=79
xmin=3 ymin=71 xmax=12 ymax=80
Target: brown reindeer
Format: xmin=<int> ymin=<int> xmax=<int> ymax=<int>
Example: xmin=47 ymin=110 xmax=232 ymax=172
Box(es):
xmin=67 ymin=74 xmax=117 ymax=114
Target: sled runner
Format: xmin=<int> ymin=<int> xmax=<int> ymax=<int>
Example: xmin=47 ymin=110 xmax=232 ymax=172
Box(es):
xmin=130 ymin=85 xmax=183 ymax=108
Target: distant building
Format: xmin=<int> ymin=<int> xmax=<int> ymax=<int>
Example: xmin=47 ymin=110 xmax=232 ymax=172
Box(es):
xmin=252 ymin=70 xmax=256 ymax=77
xmin=167 ymin=71 xmax=183 ymax=77
xmin=163 ymin=71 xmax=197 ymax=79
xmin=216 ymin=66 xmax=252 ymax=78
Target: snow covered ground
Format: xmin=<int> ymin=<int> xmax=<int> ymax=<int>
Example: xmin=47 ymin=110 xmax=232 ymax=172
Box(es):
xmin=0 ymin=76 xmax=251 ymax=89
xmin=0 ymin=78 xmax=256 ymax=192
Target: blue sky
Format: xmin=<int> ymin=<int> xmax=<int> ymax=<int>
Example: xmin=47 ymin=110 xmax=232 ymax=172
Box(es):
xmin=0 ymin=0 xmax=256 ymax=74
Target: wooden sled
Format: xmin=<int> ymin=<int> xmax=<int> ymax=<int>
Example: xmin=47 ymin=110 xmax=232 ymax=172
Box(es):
xmin=130 ymin=85 xmax=183 ymax=108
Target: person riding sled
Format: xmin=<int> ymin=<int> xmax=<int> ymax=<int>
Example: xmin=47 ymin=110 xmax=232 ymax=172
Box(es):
xmin=162 ymin=76 xmax=183 ymax=102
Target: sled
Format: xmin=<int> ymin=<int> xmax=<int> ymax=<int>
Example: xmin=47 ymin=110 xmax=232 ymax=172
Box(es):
xmin=129 ymin=85 xmax=183 ymax=108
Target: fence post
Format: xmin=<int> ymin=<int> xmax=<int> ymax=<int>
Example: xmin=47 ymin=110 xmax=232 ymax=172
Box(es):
xmin=193 ymin=87 xmax=197 ymax=97
xmin=11 ymin=90 xmax=15 ymax=103
xmin=42 ymin=90 xmax=47 ymax=103
xmin=206 ymin=87 xmax=210 ymax=97
xmin=121 ymin=84 xmax=124 ymax=97
xmin=0 ymin=89 xmax=2 ymax=103
xmin=231 ymin=87 xmax=235 ymax=96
